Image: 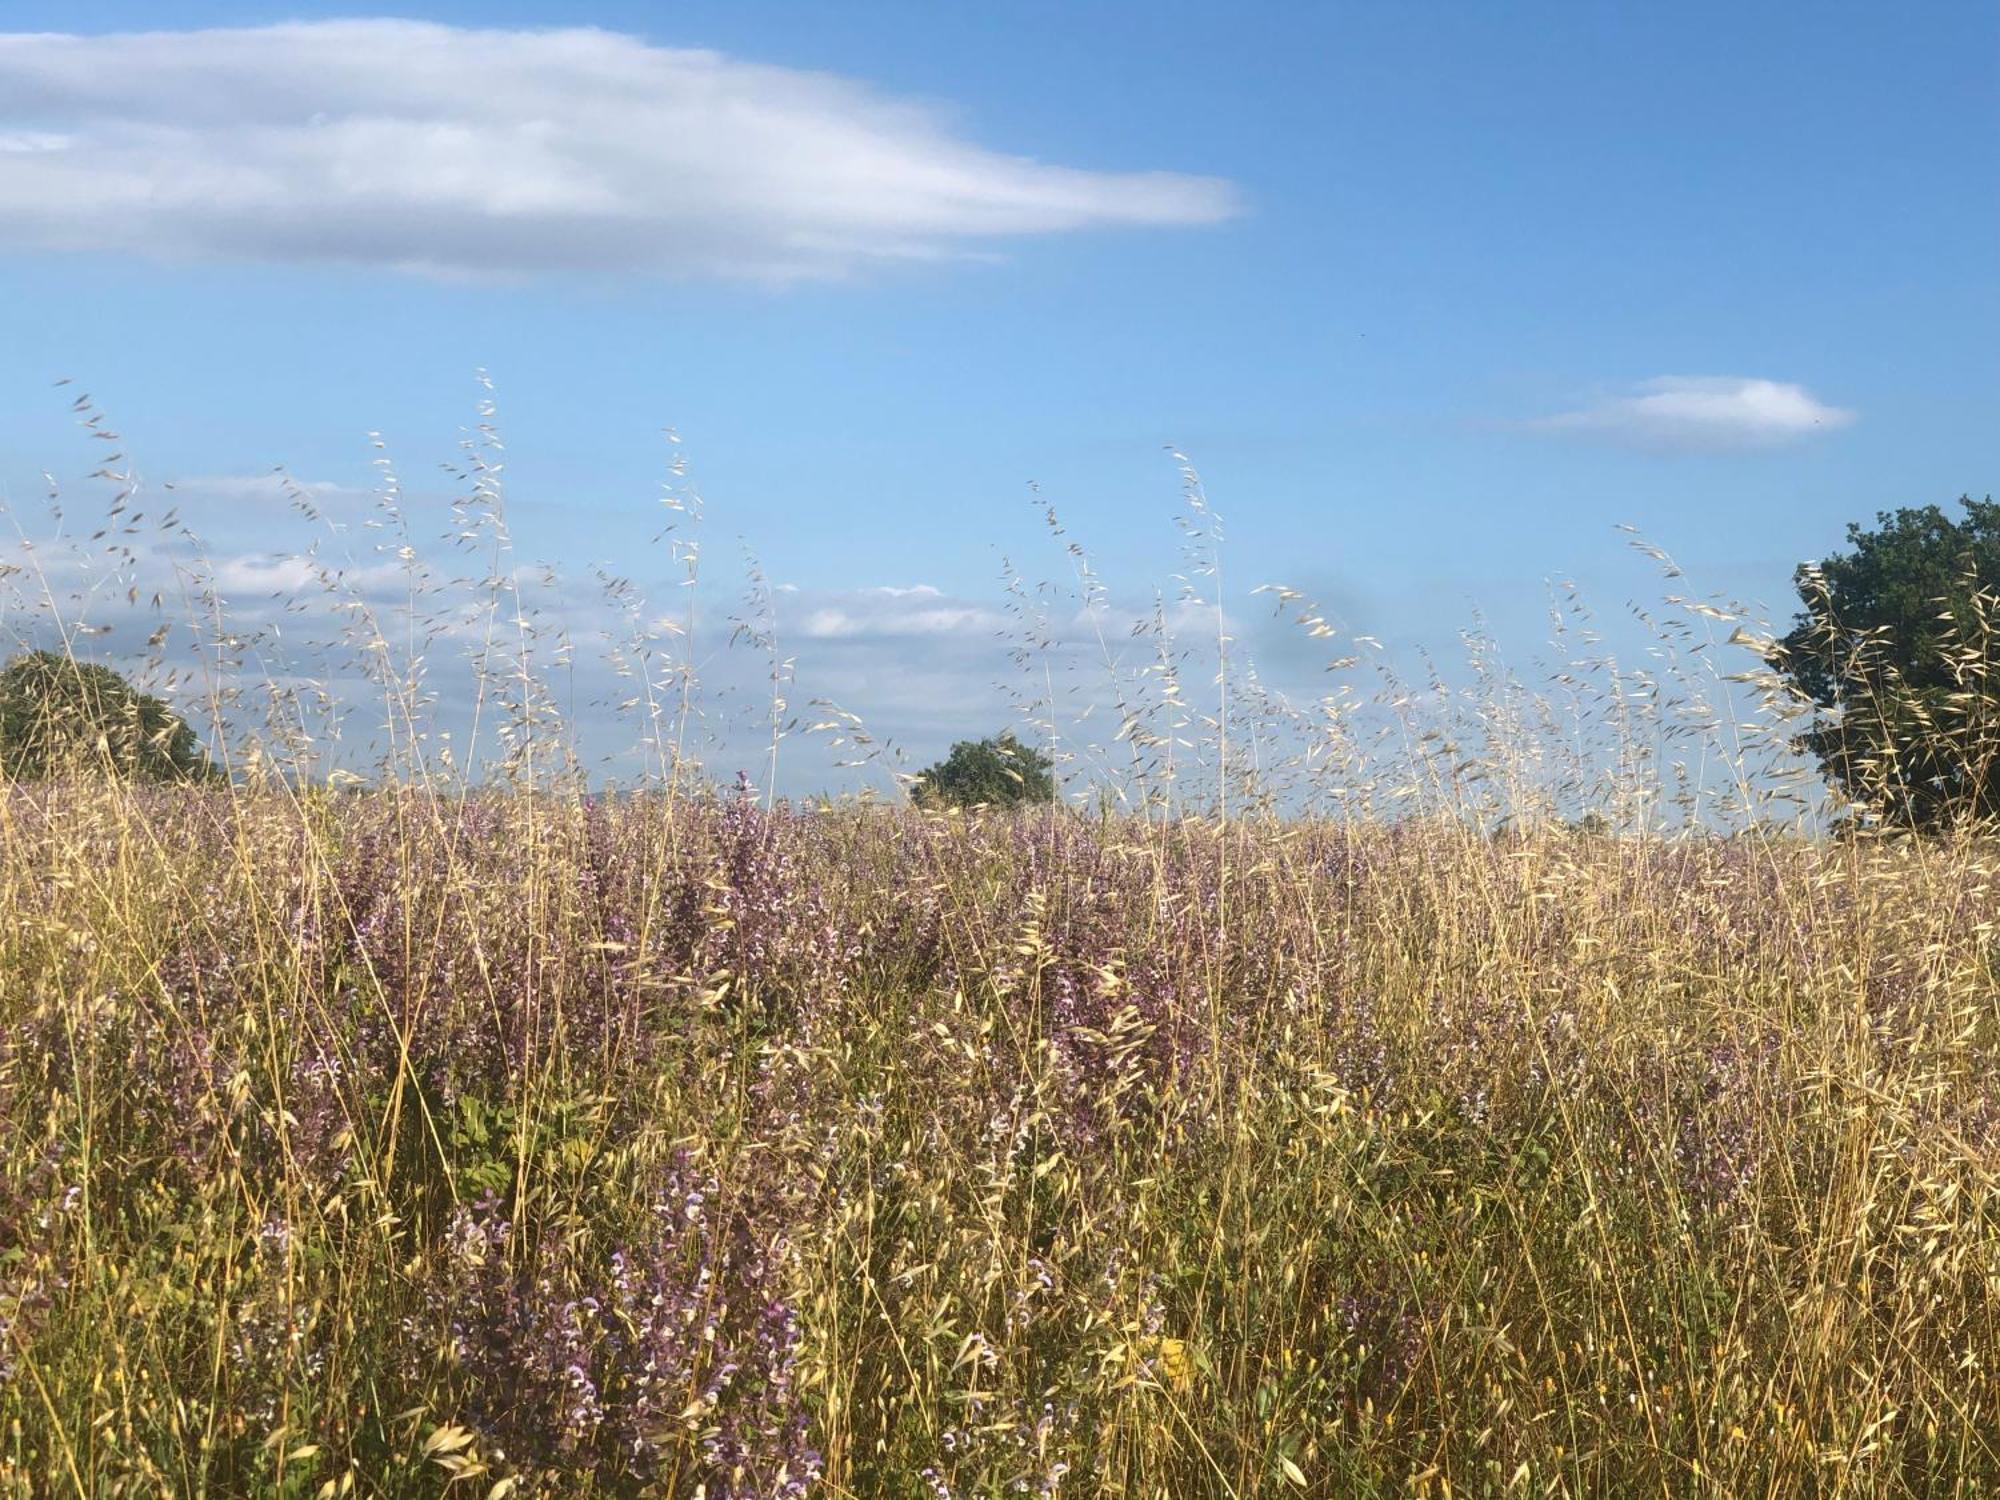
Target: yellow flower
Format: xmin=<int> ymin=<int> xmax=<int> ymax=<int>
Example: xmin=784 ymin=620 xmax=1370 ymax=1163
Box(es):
xmin=1138 ymin=1336 xmax=1195 ymax=1395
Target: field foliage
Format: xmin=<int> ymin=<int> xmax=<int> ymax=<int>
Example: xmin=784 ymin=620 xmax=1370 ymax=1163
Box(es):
xmin=4 ymin=782 xmax=2000 ymax=1496
xmin=3 ymin=412 xmax=1997 ymax=1496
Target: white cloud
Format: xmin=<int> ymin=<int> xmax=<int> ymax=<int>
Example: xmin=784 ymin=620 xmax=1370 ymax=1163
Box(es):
xmin=1533 ymin=376 xmax=1856 ymax=450
xmin=0 ymin=20 xmax=1239 ymax=281
xmin=789 ymin=584 xmax=1004 ymax=640
xmin=169 ymin=474 xmax=367 ymax=506
xmin=210 ymin=552 xmax=409 ymax=598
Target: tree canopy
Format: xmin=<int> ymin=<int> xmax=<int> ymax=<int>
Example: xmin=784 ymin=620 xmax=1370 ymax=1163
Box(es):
xmin=0 ymin=650 xmax=217 ymax=783
xmin=1774 ymin=496 xmax=2000 ymax=830
xmin=910 ymin=731 xmax=1056 ymax=810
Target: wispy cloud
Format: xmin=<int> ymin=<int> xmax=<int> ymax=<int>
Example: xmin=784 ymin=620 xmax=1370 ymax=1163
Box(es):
xmin=0 ymin=20 xmax=1239 ymax=281
xmin=787 ymin=584 xmax=1006 ymax=641
xmin=166 ymin=474 xmax=370 ymax=507
xmin=1533 ymin=376 xmax=1856 ymax=451
xmin=209 ymin=552 xmax=408 ymax=601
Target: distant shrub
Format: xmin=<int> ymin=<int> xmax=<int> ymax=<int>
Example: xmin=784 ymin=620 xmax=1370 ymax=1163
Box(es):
xmin=910 ymin=731 xmax=1055 ymax=810
xmin=0 ymin=650 xmax=217 ymax=783
xmin=1774 ymin=496 xmax=2000 ymax=831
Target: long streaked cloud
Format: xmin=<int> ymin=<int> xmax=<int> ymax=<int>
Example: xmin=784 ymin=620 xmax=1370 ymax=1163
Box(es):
xmin=165 ymin=474 xmax=372 ymax=507
xmin=209 ymin=552 xmax=407 ymax=600
xmin=788 ymin=584 xmax=1007 ymax=641
xmin=0 ymin=20 xmax=1239 ymax=281
xmin=1533 ymin=376 xmax=1856 ymax=451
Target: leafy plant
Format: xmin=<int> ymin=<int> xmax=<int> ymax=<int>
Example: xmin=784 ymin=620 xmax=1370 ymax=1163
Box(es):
xmin=1773 ymin=496 xmax=2000 ymax=830
xmin=0 ymin=649 xmax=218 ymax=783
xmin=909 ymin=730 xmax=1056 ymax=810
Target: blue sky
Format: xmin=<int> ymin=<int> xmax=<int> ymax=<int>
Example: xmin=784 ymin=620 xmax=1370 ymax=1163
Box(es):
xmin=0 ymin=2 xmax=1994 ymax=790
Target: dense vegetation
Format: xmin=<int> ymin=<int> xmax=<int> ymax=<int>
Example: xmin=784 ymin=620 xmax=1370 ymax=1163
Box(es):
xmin=3 ymin=396 xmax=1998 ymax=1495
xmin=3 ymin=781 xmax=2000 ymax=1496
xmin=1775 ymin=496 xmax=2000 ymax=831
xmin=911 ymin=732 xmax=1058 ymax=810
xmin=0 ymin=650 xmax=215 ymax=783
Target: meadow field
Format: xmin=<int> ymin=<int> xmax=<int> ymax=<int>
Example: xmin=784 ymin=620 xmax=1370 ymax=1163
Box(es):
xmin=4 ymin=773 xmax=1998 ymax=1496
xmin=4 ymin=4 xmax=1993 ymax=1491
xmin=0 ymin=393 xmax=1991 ymax=1498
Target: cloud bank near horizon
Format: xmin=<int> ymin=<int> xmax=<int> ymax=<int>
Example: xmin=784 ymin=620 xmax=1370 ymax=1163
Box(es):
xmin=0 ymin=467 xmax=1219 ymax=789
xmin=1534 ymin=376 xmax=1856 ymax=451
xmin=0 ymin=20 xmax=1240 ymax=282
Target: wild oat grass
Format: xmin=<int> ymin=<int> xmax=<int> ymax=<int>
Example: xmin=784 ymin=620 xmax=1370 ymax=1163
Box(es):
xmin=2 ymin=410 xmax=1997 ymax=1495
xmin=4 ymin=783 xmax=1999 ymax=1496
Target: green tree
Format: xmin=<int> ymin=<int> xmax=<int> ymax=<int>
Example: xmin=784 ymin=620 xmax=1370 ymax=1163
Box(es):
xmin=0 ymin=650 xmax=218 ymax=783
xmin=1773 ymin=496 xmax=2000 ymax=830
xmin=910 ymin=731 xmax=1056 ymax=810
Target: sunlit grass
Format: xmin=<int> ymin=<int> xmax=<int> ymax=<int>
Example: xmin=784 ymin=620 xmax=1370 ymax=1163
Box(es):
xmin=2 ymin=405 xmax=1996 ymax=1496
xmin=4 ymin=782 xmax=1998 ymax=1496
